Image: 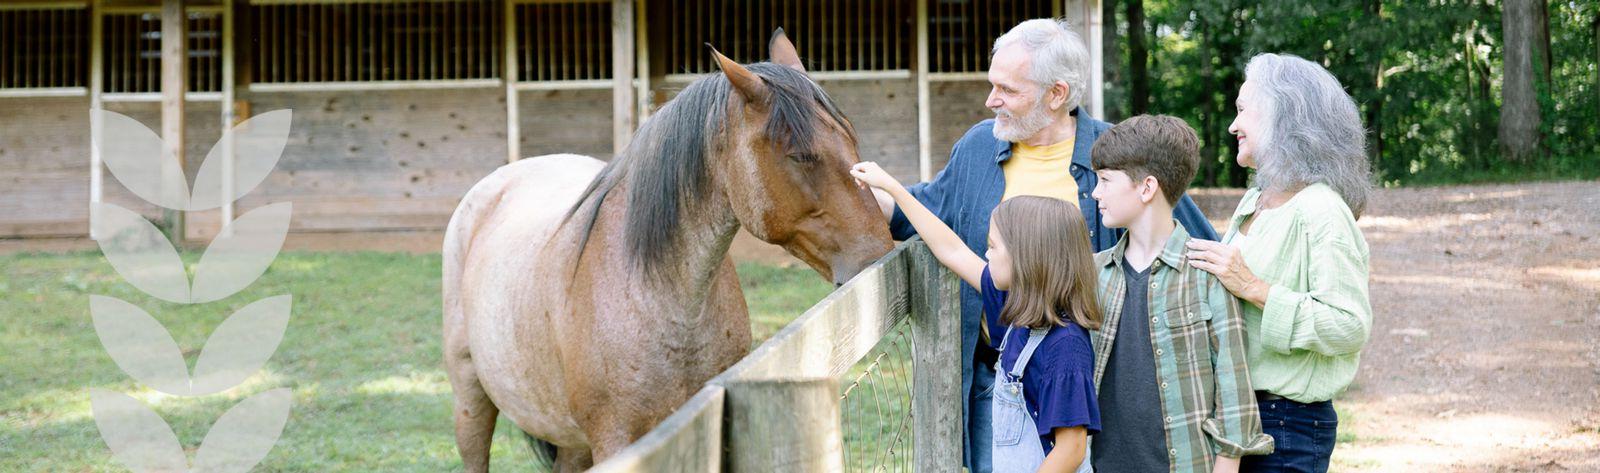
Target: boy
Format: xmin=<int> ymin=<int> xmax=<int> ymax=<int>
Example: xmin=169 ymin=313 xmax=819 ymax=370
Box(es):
xmin=1086 ymin=115 xmax=1273 ymax=472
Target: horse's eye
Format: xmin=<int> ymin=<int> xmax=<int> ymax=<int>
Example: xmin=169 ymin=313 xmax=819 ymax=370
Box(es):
xmin=787 ymin=153 xmax=819 ymax=164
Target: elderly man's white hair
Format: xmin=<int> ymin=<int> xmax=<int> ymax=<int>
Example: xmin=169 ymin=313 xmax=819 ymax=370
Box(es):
xmin=1243 ymin=53 xmax=1373 ymax=218
xmin=991 ymin=19 xmax=1091 ymax=111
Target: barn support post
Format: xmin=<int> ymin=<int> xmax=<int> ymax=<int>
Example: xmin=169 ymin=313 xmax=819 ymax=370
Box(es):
xmin=611 ymin=0 xmax=636 ymax=154
xmin=503 ymin=0 xmax=520 ymax=163
xmin=634 ymin=0 xmax=650 ymax=123
xmin=219 ymin=0 xmax=235 ymax=237
xmin=915 ymin=0 xmax=931 ymax=182
xmin=910 ymin=240 xmax=963 ymax=471
xmin=1063 ymin=0 xmax=1105 ymax=119
xmin=89 ymin=0 xmax=104 ymax=240
xmin=723 ymin=377 xmax=845 ymax=473
xmin=161 ymin=0 xmax=187 ymax=242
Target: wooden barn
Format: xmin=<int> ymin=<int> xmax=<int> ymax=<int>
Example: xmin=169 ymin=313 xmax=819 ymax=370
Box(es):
xmin=0 ymin=0 xmax=1104 ymax=241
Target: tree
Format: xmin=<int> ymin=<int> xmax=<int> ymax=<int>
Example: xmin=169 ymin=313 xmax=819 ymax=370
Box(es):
xmin=1127 ymin=0 xmax=1149 ymax=115
xmin=1102 ymin=0 xmax=1127 ymax=122
xmin=1500 ymin=0 xmax=1546 ymax=162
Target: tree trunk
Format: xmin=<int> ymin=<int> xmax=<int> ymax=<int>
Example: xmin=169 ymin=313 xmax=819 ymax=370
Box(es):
xmin=1102 ymin=0 xmax=1125 ymax=122
xmin=1220 ymin=7 xmax=1247 ymax=188
xmin=1127 ymin=0 xmax=1149 ymax=115
xmin=1593 ymin=15 xmax=1599 ymax=119
xmin=1367 ymin=0 xmax=1384 ymax=171
xmin=1199 ymin=25 xmax=1217 ymax=187
xmin=1535 ymin=0 xmax=1552 ymax=86
xmin=1499 ymin=0 xmax=1543 ymax=162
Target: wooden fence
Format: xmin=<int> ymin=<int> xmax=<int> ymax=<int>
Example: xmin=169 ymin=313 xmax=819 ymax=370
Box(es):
xmin=588 ymin=238 xmax=963 ymax=472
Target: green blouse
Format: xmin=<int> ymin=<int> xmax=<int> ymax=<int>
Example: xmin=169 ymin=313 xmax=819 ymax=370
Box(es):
xmin=1224 ymin=183 xmax=1373 ymax=403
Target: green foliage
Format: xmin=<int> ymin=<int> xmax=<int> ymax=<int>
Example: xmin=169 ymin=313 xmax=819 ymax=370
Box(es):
xmin=1111 ymin=0 xmax=1600 ymax=187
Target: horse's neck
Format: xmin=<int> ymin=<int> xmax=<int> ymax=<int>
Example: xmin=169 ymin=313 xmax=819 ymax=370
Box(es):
xmin=586 ymin=176 xmax=740 ymax=312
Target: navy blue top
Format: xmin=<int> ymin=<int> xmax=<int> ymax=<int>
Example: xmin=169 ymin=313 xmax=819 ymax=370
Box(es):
xmin=889 ymin=110 xmax=1218 ymax=406
xmin=980 ymin=265 xmax=1102 ymax=455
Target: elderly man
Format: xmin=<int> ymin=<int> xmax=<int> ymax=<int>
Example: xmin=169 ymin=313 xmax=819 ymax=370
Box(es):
xmin=874 ymin=19 xmax=1218 ymax=472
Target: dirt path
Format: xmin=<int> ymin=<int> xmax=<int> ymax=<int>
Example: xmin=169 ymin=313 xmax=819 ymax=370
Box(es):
xmin=1322 ymin=180 xmax=1600 ymax=471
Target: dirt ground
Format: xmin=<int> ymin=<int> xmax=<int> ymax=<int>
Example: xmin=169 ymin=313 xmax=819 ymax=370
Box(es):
xmin=1328 ymin=181 xmax=1600 ymax=472
xmin=5 ymin=180 xmax=1597 ymax=471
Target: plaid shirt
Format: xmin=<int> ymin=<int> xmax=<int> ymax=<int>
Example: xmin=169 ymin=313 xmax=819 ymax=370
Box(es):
xmin=1091 ymin=222 xmax=1274 ymax=472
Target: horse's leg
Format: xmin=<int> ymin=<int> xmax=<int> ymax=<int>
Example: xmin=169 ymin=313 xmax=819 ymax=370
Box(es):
xmin=446 ymin=330 xmax=498 ymax=473
xmin=581 ymin=416 xmax=651 ymax=465
xmin=448 ymin=364 xmax=498 ymax=472
xmin=553 ymin=446 xmax=594 ymax=473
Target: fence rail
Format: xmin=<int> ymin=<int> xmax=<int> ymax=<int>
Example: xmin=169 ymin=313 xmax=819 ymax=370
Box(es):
xmin=590 ymin=237 xmax=962 ymax=472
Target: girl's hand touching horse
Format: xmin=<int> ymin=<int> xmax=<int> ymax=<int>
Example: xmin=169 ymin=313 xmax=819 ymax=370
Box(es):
xmin=850 ymin=162 xmax=902 ymax=192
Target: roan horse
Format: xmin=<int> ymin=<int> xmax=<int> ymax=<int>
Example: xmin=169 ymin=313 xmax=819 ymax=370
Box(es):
xmin=442 ymin=30 xmax=894 ymax=471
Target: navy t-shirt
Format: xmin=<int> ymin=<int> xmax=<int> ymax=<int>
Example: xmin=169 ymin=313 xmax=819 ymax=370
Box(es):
xmin=979 ymin=265 xmax=1101 ymax=455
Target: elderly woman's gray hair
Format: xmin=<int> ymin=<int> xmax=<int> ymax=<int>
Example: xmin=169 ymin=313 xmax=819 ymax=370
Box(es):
xmin=1243 ymin=53 xmax=1373 ymax=218
xmin=992 ymin=19 xmax=1090 ymax=111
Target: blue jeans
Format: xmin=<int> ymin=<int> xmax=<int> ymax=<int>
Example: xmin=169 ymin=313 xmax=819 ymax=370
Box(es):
xmin=966 ymin=360 xmax=996 ymax=473
xmin=1242 ymin=396 xmax=1338 ymax=473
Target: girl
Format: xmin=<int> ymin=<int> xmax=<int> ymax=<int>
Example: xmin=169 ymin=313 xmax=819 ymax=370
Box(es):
xmin=852 ymin=162 xmax=1101 ymax=473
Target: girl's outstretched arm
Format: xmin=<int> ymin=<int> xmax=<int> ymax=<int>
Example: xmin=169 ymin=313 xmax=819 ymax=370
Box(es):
xmin=851 ymin=162 xmax=986 ymax=289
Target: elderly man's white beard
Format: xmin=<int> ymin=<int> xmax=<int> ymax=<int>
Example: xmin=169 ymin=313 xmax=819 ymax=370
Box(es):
xmin=991 ymin=99 xmax=1056 ymax=143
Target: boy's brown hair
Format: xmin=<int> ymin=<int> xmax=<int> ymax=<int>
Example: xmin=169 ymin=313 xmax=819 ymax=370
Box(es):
xmin=1090 ymin=115 xmax=1200 ymax=205
xmin=990 ymin=196 xmax=1101 ymax=331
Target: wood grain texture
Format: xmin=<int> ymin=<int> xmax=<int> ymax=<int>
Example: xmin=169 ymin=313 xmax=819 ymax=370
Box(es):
xmin=722 ymin=377 xmax=845 ymax=473
xmin=909 ymin=239 xmax=963 ymax=472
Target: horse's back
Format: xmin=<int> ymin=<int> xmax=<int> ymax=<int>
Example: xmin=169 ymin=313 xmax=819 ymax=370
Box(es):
xmin=444 ymin=153 xmax=605 ymax=447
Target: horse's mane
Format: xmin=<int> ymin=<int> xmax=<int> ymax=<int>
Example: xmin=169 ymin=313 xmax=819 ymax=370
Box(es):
xmin=562 ymin=62 xmax=853 ymax=274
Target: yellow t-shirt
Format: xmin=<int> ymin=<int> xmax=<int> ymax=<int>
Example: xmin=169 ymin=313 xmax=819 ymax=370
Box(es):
xmin=1001 ymin=138 xmax=1079 ymax=204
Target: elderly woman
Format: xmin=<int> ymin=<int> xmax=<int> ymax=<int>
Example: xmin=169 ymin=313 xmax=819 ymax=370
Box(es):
xmin=1184 ymin=53 xmax=1374 ymax=473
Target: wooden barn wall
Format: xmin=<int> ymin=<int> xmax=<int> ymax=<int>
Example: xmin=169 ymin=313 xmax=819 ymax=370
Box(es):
xmin=2 ymin=84 xmax=988 ymax=239
xmin=929 ymin=80 xmax=999 ymax=174
xmin=0 ymin=97 xmax=223 ymax=237
xmin=0 ymin=88 xmax=614 ymax=238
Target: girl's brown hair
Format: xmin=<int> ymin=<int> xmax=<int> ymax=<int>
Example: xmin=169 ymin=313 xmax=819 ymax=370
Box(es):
xmin=991 ymin=196 xmax=1102 ymax=330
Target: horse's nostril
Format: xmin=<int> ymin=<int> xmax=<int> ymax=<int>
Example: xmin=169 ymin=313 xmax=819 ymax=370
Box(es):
xmin=834 ymin=282 xmax=844 ymax=289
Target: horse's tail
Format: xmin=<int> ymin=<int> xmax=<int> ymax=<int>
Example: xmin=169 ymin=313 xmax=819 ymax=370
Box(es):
xmin=523 ymin=432 xmax=558 ymax=469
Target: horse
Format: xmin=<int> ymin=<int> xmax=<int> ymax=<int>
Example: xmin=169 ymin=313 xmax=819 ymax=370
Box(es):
xmin=441 ymin=30 xmax=894 ymax=472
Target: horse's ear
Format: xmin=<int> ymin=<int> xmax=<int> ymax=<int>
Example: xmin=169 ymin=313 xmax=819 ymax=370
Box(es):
xmin=769 ymin=28 xmax=806 ymax=74
xmin=708 ymin=44 xmax=770 ymax=104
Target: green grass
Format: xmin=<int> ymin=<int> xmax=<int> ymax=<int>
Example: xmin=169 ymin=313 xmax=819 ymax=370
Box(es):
xmin=0 ymin=251 xmax=842 ymax=471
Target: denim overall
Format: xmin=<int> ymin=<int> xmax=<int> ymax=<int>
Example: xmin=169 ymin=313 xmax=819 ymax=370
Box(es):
xmin=990 ymin=326 xmax=1094 ymax=473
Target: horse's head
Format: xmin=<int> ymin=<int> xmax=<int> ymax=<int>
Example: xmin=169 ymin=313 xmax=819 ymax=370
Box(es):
xmin=709 ymin=30 xmax=894 ymax=285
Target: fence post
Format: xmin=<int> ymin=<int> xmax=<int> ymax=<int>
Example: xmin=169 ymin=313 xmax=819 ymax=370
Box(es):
xmin=723 ymin=377 xmax=845 ymax=473
xmin=909 ymin=240 xmax=963 ymax=472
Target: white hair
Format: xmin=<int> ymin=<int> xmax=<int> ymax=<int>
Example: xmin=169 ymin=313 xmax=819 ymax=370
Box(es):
xmin=992 ymin=18 xmax=1090 ymax=111
xmin=1244 ymin=53 xmax=1373 ymax=218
